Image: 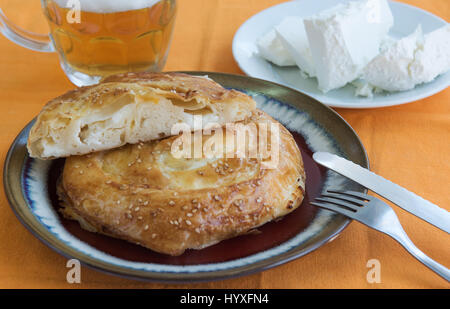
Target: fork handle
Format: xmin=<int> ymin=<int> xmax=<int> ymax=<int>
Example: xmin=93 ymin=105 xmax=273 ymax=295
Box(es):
xmin=391 ymin=231 xmax=450 ymax=282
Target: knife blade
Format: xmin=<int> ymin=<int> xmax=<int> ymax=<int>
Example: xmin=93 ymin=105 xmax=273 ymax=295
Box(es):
xmin=313 ymin=152 xmax=450 ymax=234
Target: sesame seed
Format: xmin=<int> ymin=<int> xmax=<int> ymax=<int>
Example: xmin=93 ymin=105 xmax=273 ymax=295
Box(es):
xmin=87 ymin=163 xmax=92 ymax=167
xmin=185 ymin=220 xmax=192 ymax=226
xmin=79 ymin=170 xmax=84 ymax=175
xmin=137 ymin=216 xmax=143 ymax=220
xmin=192 ymin=209 xmax=198 ymax=213
xmin=168 ymin=200 xmax=175 ymax=206
xmin=214 ymin=195 xmax=221 ymax=201
xmin=256 ymin=179 xmax=262 ymax=186
xmin=144 ymin=225 xmax=149 ymax=230
xmin=192 ymin=199 xmax=198 ymax=204
xmin=195 ymin=228 xmax=201 ymax=234
xmin=134 ymin=207 xmax=140 ymax=212
xmin=127 ymin=213 xmax=132 ymax=219
xmin=182 ymin=205 xmax=189 ymax=210
xmin=137 ymin=158 xmax=142 ymax=163
xmin=173 ymin=220 xmax=179 ymax=225
xmin=228 ymin=169 xmax=233 ymax=173
xmin=256 ymin=197 xmax=262 ymax=203
xmin=187 ymin=213 xmax=193 ymax=217
xmin=151 ymin=233 xmax=157 ymax=239
xmin=116 ymin=200 xmax=121 ymax=205
xmin=147 ymin=167 xmax=152 ymax=171
xmin=143 ymin=201 xmax=149 ymax=206
xmin=105 ymin=180 xmax=112 ymax=184
xmin=234 ymin=199 xmax=243 ymax=206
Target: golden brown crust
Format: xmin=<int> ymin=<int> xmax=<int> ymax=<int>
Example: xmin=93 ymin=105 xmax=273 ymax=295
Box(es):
xmin=58 ymin=110 xmax=305 ymax=256
xmin=27 ymin=72 xmax=256 ymax=159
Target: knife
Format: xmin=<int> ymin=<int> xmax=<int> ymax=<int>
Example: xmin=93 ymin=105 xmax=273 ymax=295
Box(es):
xmin=313 ymin=152 xmax=450 ymax=234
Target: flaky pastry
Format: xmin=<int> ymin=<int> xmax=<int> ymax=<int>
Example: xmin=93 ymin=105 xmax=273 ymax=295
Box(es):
xmin=27 ymin=72 xmax=256 ymax=159
xmin=57 ymin=110 xmax=305 ymax=256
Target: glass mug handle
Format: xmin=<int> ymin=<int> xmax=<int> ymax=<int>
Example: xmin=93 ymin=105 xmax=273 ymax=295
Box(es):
xmin=0 ymin=8 xmax=54 ymax=52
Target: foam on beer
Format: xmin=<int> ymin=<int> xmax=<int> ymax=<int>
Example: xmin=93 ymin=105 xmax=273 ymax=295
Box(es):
xmin=53 ymin=0 xmax=161 ymax=13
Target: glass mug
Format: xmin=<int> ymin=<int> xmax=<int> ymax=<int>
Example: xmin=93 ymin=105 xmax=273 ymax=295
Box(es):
xmin=0 ymin=0 xmax=177 ymax=86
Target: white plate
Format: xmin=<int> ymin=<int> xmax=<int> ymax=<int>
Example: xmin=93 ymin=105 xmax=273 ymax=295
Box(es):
xmin=232 ymin=0 xmax=450 ymax=108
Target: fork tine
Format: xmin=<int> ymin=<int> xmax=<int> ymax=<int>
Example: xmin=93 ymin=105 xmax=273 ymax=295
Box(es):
xmin=315 ymin=197 xmax=360 ymax=212
xmin=327 ymin=190 xmax=372 ymax=201
xmin=310 ymin=201 xmax=356 ymax=218
xmin=321 ymin=192 xmax=365 ymax=207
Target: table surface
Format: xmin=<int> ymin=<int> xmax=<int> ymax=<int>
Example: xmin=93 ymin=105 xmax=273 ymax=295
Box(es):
xmin=0 ymin=0 xmax=448 ymax=289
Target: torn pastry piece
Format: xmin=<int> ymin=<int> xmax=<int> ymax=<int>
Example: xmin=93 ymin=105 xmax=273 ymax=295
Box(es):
xmin=57 ymin=110 xmax=305 ymax=256
xmin=27 ymin=72 xmax=256 ymax=159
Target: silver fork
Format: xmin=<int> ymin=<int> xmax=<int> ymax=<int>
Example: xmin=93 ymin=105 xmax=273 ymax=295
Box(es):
xmin=311 ymin=190 xmax=450 ymax=282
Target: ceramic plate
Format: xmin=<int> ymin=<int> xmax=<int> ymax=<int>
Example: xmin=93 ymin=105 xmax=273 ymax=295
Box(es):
xmin=4 ymin=72 xmax=368 ymax=283
xmin=232 ymin=0 xmax=450 ymax=108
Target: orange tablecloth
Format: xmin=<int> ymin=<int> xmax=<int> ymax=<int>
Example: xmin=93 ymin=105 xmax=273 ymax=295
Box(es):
xmin=0 ymin=0 xmax=448 ymax=289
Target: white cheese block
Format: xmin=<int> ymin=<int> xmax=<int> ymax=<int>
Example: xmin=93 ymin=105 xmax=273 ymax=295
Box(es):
xmin=257 ymin=29 xmax=296 ymax=66
xmin=380 ymin=35 xmax=397 ymax=52
xmin=304 ymin=0 xmax=394 ymax=92
xmin=363 ymin=26 xmax=424 ymax=91
xmin=410 ymin=24 xmax=450 ymax=85
xmin=364 ymin=24 xmax=450 ymax=92
xmin=275 ymin=17 xmax=316 ymax=77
